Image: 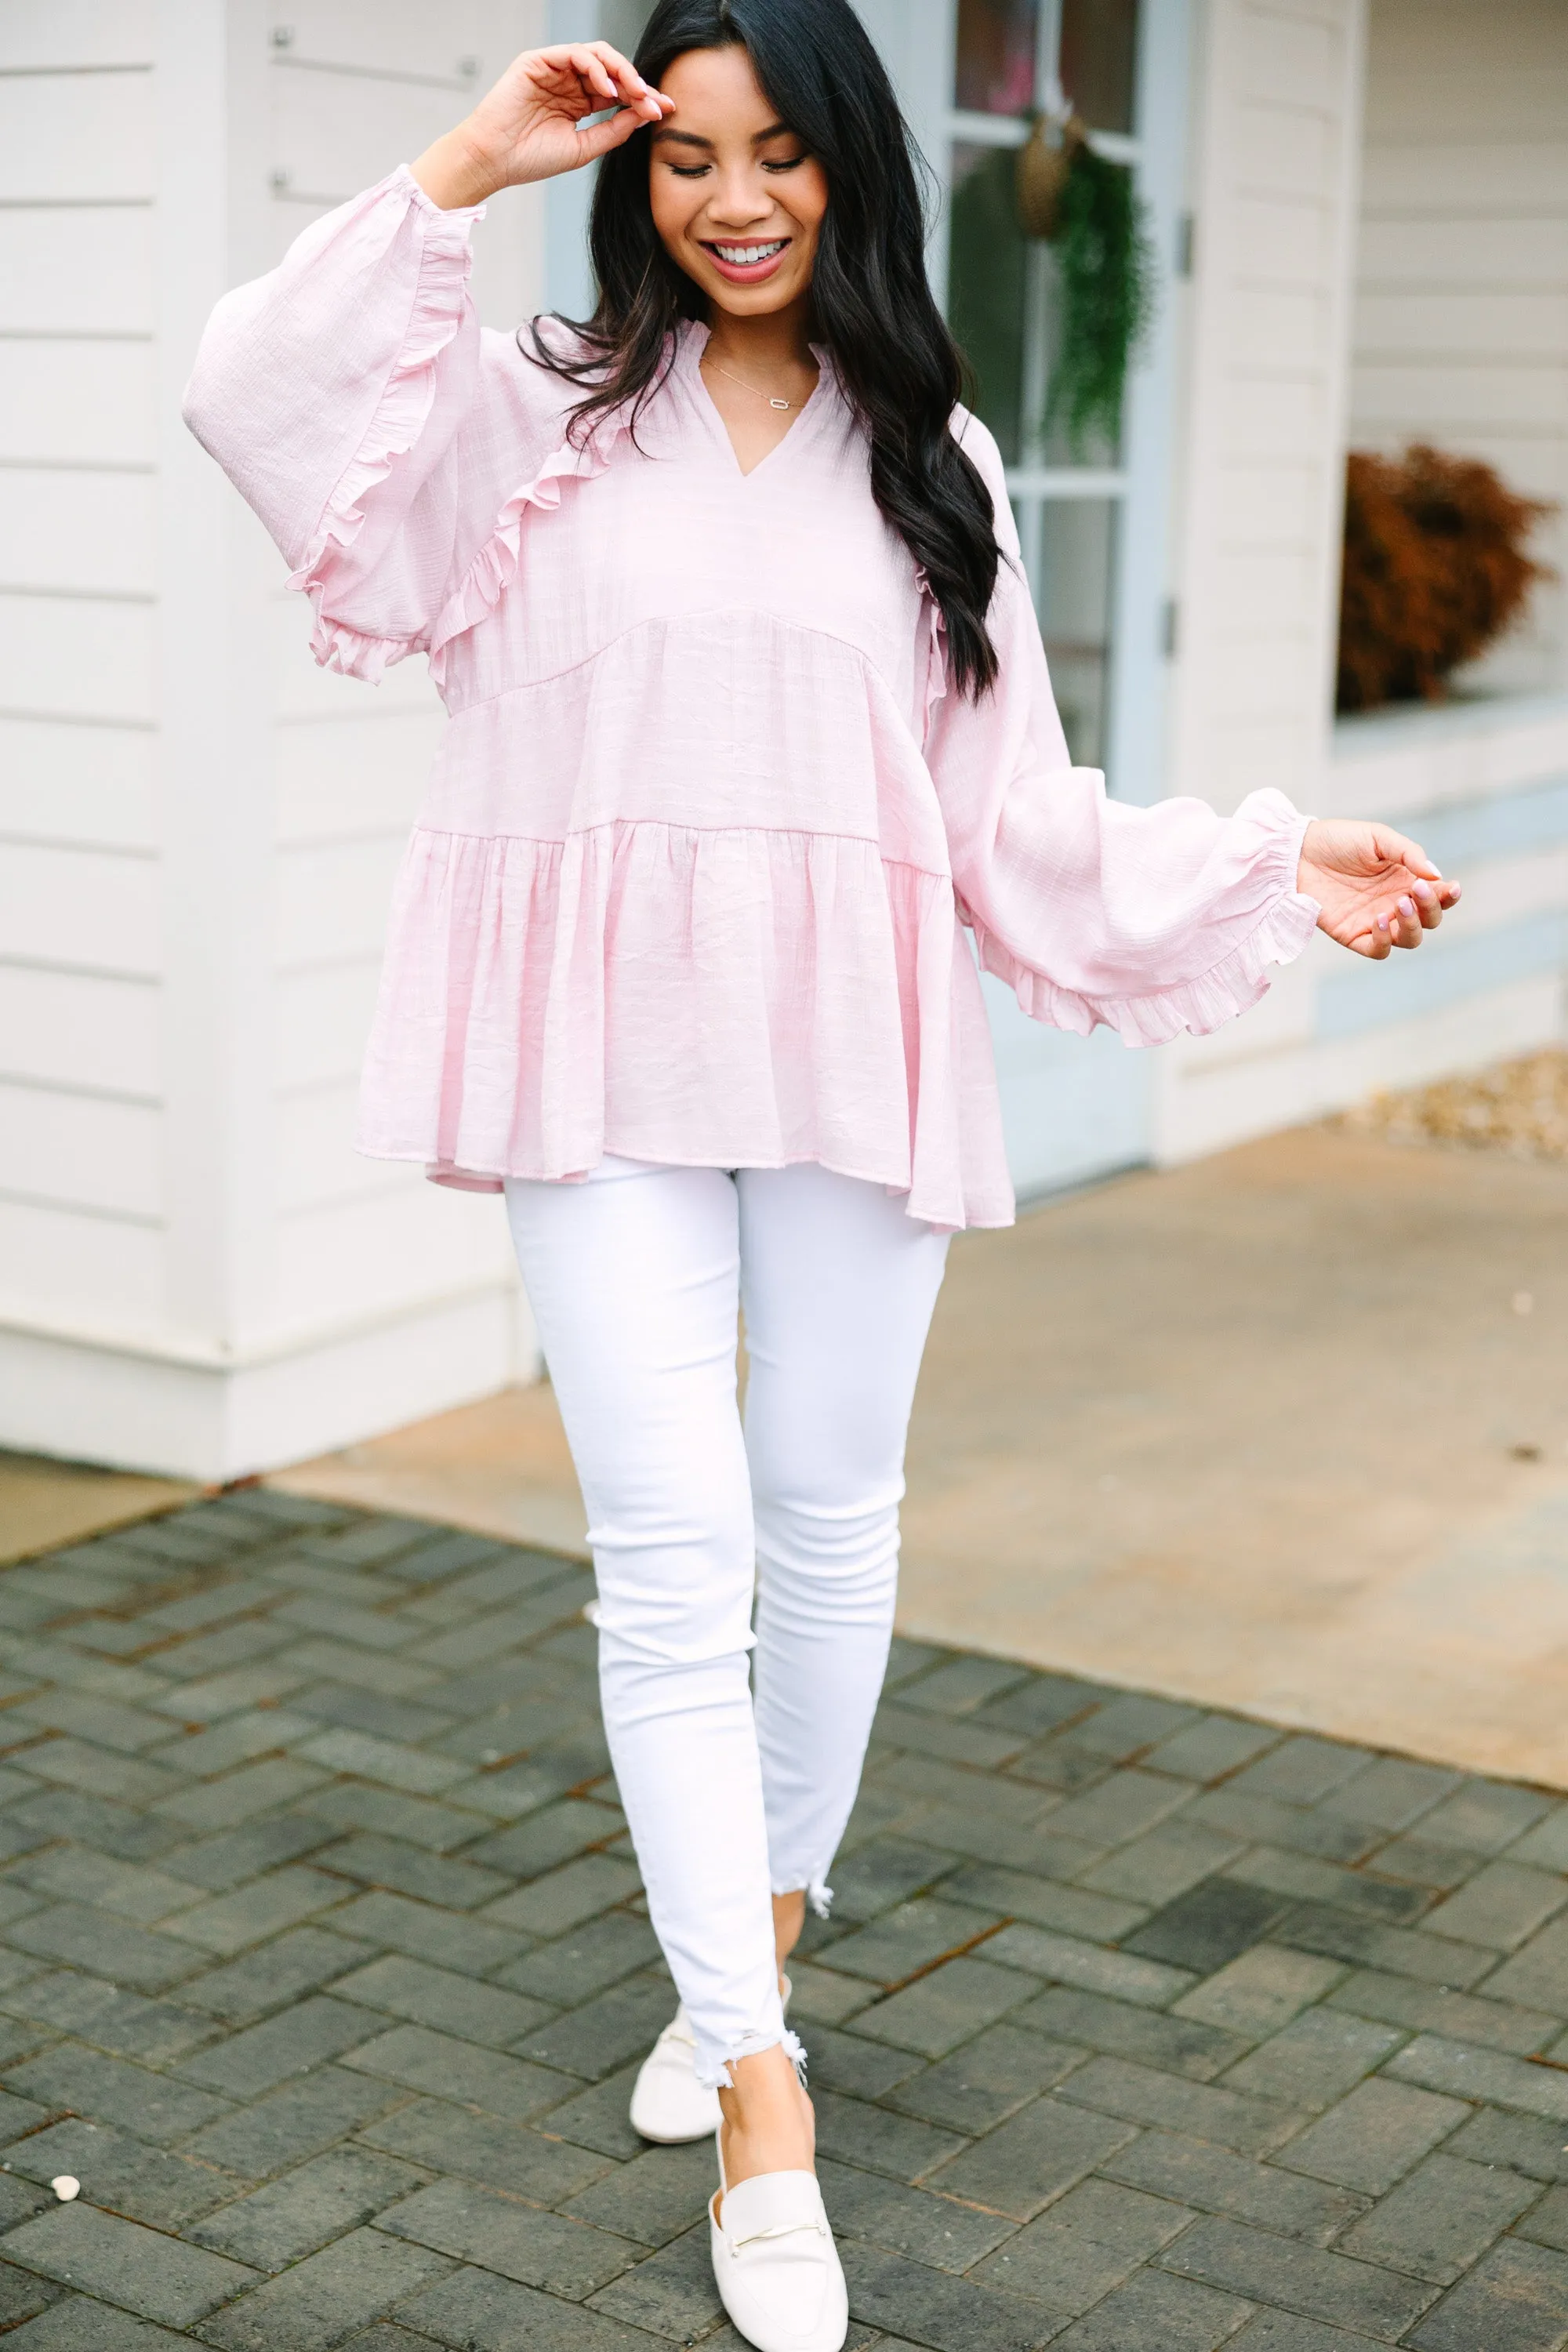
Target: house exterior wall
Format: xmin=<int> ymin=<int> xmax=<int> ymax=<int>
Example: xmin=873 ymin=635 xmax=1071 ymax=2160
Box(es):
xmin=1350 ymin=0 xmax=1568 ymax=697
xmin=1 ymin=5 xmax=166 ymax=1341
xmin=1 ymin=0 xmax=546 ymax=1482
xmin=5 ymin=0 xmax=1561 ymax=1480
xmin=1156 ymin=0 xmax=1567 ymax=1163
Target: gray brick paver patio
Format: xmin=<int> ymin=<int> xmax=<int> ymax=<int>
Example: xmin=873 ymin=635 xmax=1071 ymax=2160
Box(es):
xmin=0 ymin=1494 xmax=1563 ymax=2347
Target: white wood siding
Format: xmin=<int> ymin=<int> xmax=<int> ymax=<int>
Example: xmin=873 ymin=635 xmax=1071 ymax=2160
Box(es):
xmin=0 ymin=69 xmax=155 ymax=205
xmin=0 ymin=1202 xmax=165 ymax=1328
xmin=0 ymin=967 xmax=160 ymax=1097
xmin=0 ymin=8 xmax=156 ymax=71
xmin=1350 ymin=0 xmax=1568 ymax=693
xmin=0 ymin=722 xmax=158 ymax=851
xmin=0 ymin=16 xmax=167 ymax=1347
xmin=3 ymin=0 xmax=547 ymax=1476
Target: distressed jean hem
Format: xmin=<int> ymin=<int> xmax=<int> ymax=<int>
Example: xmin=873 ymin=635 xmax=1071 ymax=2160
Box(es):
xmin=769 ymin=1875 xmax=835 ymax=1918
xmin=699 ymin=2024 xmax=808 ymax=2092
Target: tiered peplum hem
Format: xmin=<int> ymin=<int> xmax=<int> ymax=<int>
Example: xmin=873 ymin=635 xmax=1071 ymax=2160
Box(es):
xmin=355 ymin=821 xmax=1016 ymax=1231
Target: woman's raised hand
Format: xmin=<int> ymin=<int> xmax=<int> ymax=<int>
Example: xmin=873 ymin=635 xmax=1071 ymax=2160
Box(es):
xmin=1298 ymin=818 xmax=1461 ymax=958
xmin=412 ymin=43 xmax=673 ymax=211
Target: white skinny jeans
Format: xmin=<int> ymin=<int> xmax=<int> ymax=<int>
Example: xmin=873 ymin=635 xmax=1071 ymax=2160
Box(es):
xmin=504 ymin=1159 xmax=949 ymax=2089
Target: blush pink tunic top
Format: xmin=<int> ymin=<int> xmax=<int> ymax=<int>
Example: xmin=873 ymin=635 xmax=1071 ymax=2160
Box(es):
xmin=183 ymin=165 xmax=1319 ymax=1229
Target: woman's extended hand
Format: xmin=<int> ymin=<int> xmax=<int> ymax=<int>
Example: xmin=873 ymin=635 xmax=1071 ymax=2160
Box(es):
xmin=1298 ymin=818 xmax=1461 ymax=958
xmin=412 ymin=43 xmax=673 ymax=211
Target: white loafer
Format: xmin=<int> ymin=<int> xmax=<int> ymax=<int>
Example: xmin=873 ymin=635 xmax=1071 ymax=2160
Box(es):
xmin=629 ymin=2005 xmax=722 ymax=2143
xmin=630 ymin=1976 xmax=793 ymax=2145
xmin=711 ymin=2154 xmax=848 ymax=2352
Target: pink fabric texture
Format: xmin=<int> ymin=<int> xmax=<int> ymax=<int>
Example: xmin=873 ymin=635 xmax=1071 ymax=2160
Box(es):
xmin=183 ymin=166 xmax=1319 ymax=1229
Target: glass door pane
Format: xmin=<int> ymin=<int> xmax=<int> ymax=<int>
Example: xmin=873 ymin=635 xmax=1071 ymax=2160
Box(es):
xmin=954 ymin=0 xmax=1040 ymax=115
xmin=946 ymin=0 xmax=1145 ymax=632
xmin=1037 ymin=499 xmax=1116 ymax=767
xmin=948 ymin=143 xmax=1029 ymax=463
xmin=1059 ymin=0 xmax=1141 ymax=131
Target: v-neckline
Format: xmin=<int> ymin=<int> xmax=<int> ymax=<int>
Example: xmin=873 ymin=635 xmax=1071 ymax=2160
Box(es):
xmin=683 ymin=320 xmax=831 ymax=481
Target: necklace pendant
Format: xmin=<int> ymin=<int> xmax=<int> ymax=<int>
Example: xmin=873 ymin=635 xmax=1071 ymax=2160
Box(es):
xmin=769 ymin=397 xmax=791 ymax=411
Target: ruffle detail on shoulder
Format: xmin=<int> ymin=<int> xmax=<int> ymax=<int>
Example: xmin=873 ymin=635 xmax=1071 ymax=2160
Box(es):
xmin=287 ymin=170 xmax=477 ymax=683
xmin=971 ymin=879 xmax=1320 ymax=1047
xmin=354 ymin=822 xmax=1016 ymax=1231
xmin=310 ymin=618 xmax=423 ymax=682
xmin=426 ymin=408 xmax=632 ymax=689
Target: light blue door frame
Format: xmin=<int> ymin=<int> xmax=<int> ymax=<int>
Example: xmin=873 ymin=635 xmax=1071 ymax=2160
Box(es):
xmin=924 ymin=0 xmax=1189 ymax=1200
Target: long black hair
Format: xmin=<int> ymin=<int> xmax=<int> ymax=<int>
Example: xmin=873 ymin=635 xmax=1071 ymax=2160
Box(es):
xmin=529 ymin=0 xmax=1001 ymax=695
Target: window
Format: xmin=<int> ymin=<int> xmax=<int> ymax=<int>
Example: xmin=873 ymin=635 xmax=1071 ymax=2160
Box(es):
xmin=946 ymin=0 xmax=1145 ymax=769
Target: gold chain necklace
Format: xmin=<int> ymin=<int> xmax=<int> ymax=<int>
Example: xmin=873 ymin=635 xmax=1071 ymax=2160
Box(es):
xmin=702 ymin=354 xmax=808 ymax=413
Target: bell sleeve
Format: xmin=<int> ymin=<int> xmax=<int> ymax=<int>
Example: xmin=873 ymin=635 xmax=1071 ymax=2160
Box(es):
xmin=927 ymin=419 xmax=1321 ymax=1044
xmin=182 ymin=165 xmax=485 ymax=681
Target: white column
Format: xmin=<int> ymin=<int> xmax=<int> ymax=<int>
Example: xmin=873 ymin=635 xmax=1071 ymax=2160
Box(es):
xmin=156 ymin=0 xmax=274 ymax=1361
xmin=1155 ymin=0 xmax=1369 ymax=1162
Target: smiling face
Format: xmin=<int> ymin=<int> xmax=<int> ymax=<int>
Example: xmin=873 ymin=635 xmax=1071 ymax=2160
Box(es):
xmin=648 ymin=45 xmax=829 ymax=319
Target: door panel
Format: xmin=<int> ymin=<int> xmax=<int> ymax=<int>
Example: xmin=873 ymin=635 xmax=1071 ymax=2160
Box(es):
xmin=982 ymin=975 xmax=1152 ymax=1200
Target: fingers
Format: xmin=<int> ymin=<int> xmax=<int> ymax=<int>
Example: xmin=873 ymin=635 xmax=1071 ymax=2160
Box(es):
xmin=1410 ymin=877 xmax=1445 ymax=931
xmin=566 ymin=42 xmax=670 ymax=123
xmin=1358 ymin=895 xmax=1417 ymax=955
xmin=1374 ymin=825 xmax=1442 ymax=881
xmin=1383 ymin=889 xmax=1432 ymax=950
xmin=573 ymin=103 xmax=660 ymax=162
xmin=1397 ymin=895 xmax=1425 ymax=948
xmin=564 ymin=42 xmax=618 ymax=103
xmin=1392 ymin=872 xmax=1460 ymax=941
xmin=1348 ymin=870 xmax=1460 ymax=957
xmin=1318 ymin=823 xmax=1462 ymax=961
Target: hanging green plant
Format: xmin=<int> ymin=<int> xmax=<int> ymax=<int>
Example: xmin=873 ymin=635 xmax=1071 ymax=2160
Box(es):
xmin=1017 ymin=115 xmax=1157 ymax=457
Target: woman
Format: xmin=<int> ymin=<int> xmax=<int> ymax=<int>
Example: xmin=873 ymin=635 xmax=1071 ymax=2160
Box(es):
xmin=183 ymin=5 xmax=1457 ymax=2347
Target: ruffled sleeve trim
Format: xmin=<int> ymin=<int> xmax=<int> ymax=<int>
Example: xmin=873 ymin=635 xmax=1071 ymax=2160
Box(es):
xmin=287 ymin=166 xmax=483 ymax=683
xmin=970 ymin=803 xmax=1321 ymax=1045
xmin=426 ymin=397 xmax=633 ymax=688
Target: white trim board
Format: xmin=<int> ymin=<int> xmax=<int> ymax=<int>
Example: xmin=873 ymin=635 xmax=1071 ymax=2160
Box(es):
xmin=0 ymin=1279 xmax=539 ymax=1483
xmin=1324 ymin=691 xmax=1568 ymax=820
xmin=1157 ymin=971 xmax=1566 ymax=1166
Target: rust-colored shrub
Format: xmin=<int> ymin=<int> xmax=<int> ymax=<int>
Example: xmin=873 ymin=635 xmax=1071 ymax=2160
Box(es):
xmin=1336 ymin=444 xmax=1555 ymax=713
